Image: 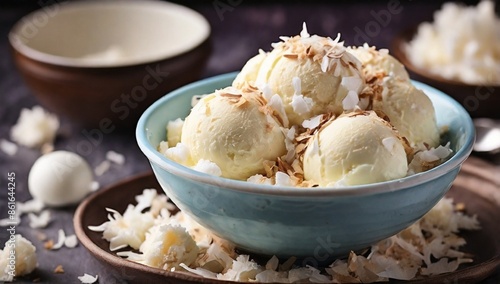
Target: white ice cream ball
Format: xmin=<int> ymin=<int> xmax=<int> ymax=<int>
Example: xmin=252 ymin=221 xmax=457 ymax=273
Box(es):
xmin=181 ymin=86 xmax=286 ymax=180
xmin=348 ymin=45 xmax=410 ymax=80
xmin=28 ymin=151 xmax=93 ymax=207
xmin=232 ymin=50 xmax=268 ymax=89
xmin=374 ymin=79 xmax=440 ymax=148
xmin=254 ymin=33 xmax=364 ymax=125
xmin=303 ymin=111 xmax=409 ymax=186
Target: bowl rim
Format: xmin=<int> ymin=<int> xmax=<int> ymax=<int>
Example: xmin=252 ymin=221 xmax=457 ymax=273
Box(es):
xmin=136 ymin=72 xmax=475 ymax=197
xmin=392 ymin=27 xmax=500 ymax=88
xmin=8 ymin=0 xmax=210 ymax=68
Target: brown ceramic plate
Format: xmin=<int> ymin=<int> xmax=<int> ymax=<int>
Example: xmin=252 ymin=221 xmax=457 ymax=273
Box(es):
xmin=74 ymin=157 xmax=500 ymax=284
xmin=391 ymin=27 xmax=500 ymax=119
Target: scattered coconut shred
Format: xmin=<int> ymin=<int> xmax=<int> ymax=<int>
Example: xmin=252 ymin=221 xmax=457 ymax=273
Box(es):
xmin=90 ymin=189 xmax=480 ymax=283
xmin=10 ymin=105 xmax=59 ymax=150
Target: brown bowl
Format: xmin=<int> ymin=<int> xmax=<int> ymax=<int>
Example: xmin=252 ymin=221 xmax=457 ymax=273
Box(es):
xmin=9 ymin=0 xmax=211 ymax=129
xmin=392 ymin=28 xmax=500 ymax=119
xmin=74 ymin=162 xmax=500 ymax=283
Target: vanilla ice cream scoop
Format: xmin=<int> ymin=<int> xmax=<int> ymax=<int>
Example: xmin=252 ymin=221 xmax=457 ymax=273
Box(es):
xmin=303 ymin=111 xmax=409 ymax=186
xmin=374 ymin=79 xmax=440 ymax=148
xmin=235 ymin=26 xmax=364 ymax=126
xmin=348 ymin=44 xmax=410 ymax=80
xmin=181 ymin=86 xmax=286 ymax=180
xmin=233 ymin=50 xmax=267 ymax=89
xmin=28 ymin=150 xmax=94 ymax=207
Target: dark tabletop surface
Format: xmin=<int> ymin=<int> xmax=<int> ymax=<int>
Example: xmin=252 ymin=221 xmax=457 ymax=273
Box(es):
xmin=0 ymin=0 xmax=498 ymax=283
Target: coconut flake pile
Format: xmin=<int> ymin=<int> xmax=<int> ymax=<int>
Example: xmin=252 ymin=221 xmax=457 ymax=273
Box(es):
xmin=0 ymin=234 xmax=38 ymax=281
xmin=91 ymin=189 xmax=480 ymax=283
xmin=405 ymin=0 xmax=500 ymax=84
xmin=10 ymin=105 xmax=59 ymax=149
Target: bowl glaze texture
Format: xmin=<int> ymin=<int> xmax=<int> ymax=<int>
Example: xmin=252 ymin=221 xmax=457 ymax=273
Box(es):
xmin=9 ymin=0 xmax=211 ymax=128
xmin=136 ymin=72 xmax=474 ymax=260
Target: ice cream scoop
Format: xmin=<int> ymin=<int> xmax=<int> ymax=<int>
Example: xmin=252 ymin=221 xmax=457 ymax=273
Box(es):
xmin=232 ymin=50 xmax=267 ymax=89
xmin=348 ymin=44 xmax=410 ymax=80
xmin=373 ymin=78 xmax=440 ymax=148
xmin=28 ymin=150 xmax=94 ymax=207
xmin=234 ymin=27 xmax=364 ymax=126
xmin=303 ymin=111 xmax=409 ymax=186
xmin=181 ymin=86 xmax=286 ymax=180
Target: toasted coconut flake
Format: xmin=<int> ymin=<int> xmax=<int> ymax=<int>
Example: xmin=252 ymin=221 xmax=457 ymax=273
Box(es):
xmin=283 ymin=53 xmax=298 ymax=59
xmin=54 ymin=265 xmax=64 ymax=274
xmin=44 ymin=239 xmax=54 ymax=250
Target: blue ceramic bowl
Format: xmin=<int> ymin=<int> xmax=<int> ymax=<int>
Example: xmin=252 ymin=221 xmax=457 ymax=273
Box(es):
xmin=136 ymin=72 xmax=474 ymax=262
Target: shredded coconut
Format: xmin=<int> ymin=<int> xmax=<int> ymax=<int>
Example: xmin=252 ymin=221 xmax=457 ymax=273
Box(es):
xmin=167 ymin=118 xmax=184 ymax=147
xmin=90 ymin=181 xmax=100 ymax=192
xmin=64 ymin=235 xmax=79 ymax=248
xmin=78 ymin=273 xmax=98 ymax=284
xmin=106 ymin=150 xmax=125 ymax=165
xmin=300 ymin=22 xmax=310 ymax=38
xmin=192 ymin=159 xmax=222 ymax=177
xmin=342 ymin=90 xmax=359 ymax=111
xmin=10 ymin=105 xmax=59 ymax=149
xmin=94 ymin=160 xmax=111 ymax=177
xmin=267 ymin=94 xmax=289 ymax=128
xmin=52 ymin=229 xmax=66 ymax=250
xmin=93 ymin=188 xmax=480 ymax=283
xmin=290 ymin=77 xmax=314 ymax=116
xmin=0 ymin=235 xmax=37 ymax=281
xmin=405 ymin=0 xmax=500 ymax=84
xmin=301 ymin=115 xmax=322 ymax=129
xmin=164 ymin=142 xmax=191 ymax=165
xmin=28 ymin=210 xmax=51 ymax=229
xmin=88 ymin=189 xmax=159 ymax=251
xmin=274 ymin=172 xmax=293 ymax=186
xmin=247 ymin=174 xmax=273 ymax=185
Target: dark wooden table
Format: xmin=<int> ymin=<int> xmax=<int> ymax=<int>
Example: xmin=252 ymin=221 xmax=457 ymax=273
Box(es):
xmin=0 ymin=1 xmax=498 ymax=283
